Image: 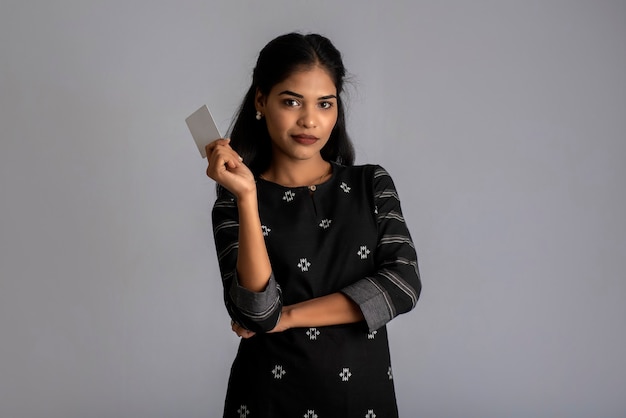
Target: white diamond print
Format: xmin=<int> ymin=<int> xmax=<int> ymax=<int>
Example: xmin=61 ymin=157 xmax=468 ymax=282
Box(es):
xmin=357 ymin=245 xmax=371 ymax=259
xmin=261 ymin=225 xmax=271 ymax=237
xmin=297 ymin=258 xmax=311 ymax=272
xmin=271 ymin=365 xmax=286 ymax=379
xmin=306 ymin=328 xmax=320 ymax=340
xmin=388 ymin=366 xmax=393 ymax=380
xmin=237 ymin=405 xmax=250 ymax=418
xmin=340 ymin=182 xmax=351 ymax=193
xmin=339 ymin=367 xmax=352 ymax=382
xmin=367 ymin=330 xmax=377 ymax=340
xmin=283 ymin=190 xmax=296 ymax=202
xmin=366 ymin=410 xmax=377 ymax=418
xmin=304 ymin=411 xmax=318 ymax=418
xmin=319 ymin=219 xmax=332 ymax=229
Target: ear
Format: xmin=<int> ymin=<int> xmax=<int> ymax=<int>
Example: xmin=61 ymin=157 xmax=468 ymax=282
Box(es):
xmin=254 ymin=88 xmax=267 ymax=113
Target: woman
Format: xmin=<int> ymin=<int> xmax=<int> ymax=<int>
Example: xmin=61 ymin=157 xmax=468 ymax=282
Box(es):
xmin=206 ymin=32 xmax=421 ymax=418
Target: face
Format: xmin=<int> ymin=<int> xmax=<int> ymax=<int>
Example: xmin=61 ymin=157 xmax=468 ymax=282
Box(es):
xmin=256 ymin=65 xmax=338 ymax=164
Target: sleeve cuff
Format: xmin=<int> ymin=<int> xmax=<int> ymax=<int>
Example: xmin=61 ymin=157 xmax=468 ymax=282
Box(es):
xmin=229 ymin=271 xmax=281 ymax=323
xmin=341 ymin=278 xmax=393 ymax=332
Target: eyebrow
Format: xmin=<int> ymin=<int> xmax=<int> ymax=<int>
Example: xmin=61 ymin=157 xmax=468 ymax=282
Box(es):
xmin=278 ymin=90 xmax=337 ymax=100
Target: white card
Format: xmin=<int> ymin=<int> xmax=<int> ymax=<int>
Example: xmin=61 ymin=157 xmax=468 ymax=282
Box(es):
xmin=185 ymin=105 xmax=222 ymax=158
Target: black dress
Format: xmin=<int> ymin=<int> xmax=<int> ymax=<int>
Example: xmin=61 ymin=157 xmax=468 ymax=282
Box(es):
xmin=212 ymin=163 xmax=421 ymax=418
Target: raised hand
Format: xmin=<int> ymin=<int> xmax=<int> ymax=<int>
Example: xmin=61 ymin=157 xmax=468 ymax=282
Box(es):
xmin=205 ymin=138 xmax=256 ymax=199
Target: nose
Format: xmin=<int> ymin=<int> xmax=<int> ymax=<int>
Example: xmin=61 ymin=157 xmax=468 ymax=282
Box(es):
xmin=298 ymin=107 xmax=317 ymax=128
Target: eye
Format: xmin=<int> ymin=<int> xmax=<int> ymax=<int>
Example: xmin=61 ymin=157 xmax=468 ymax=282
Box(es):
xmin=283 ymin=98 xmax=300 ymax=107
xmin=318 ymin=101 xmax=334 ymax=110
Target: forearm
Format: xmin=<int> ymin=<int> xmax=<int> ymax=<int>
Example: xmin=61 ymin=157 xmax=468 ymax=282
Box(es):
xmin=235 ymin=191 xmax=272 ymax=292
xmin=279 ymin=292 xmax=364 ymax=330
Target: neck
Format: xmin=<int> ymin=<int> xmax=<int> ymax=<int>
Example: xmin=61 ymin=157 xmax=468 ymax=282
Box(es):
xmin=262 ymin=158 xmax=332 ymax=187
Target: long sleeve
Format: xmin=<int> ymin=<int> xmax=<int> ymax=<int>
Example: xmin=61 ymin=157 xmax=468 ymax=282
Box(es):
xmin=341 ymin=166 xmax=421 ymax=331
xmin=211 ymin=192 xmax=282 ymax=333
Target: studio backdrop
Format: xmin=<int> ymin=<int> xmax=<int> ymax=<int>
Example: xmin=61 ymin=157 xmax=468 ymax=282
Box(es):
xmin=1 ymin=1 xmax=625 ymax=417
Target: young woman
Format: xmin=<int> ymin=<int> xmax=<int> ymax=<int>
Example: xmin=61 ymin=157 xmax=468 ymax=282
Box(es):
xmin=206 ymin=32 xmax=421 ymax=418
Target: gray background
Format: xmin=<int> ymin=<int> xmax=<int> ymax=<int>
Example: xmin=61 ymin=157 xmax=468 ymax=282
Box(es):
xmin=1 ymin=1 xmax=625 ymax=417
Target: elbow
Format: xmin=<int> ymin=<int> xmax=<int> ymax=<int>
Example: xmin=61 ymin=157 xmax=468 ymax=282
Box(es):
xmin=393 ymin=270 xmax=422 ymax=316
xmin=238 ymin=308 xmax=282 ymax=333
xmin=227 ymin=272 xmax=282 ymax=333
xmin=410 ymin=274 xmax=422 ymax=309
xmin=227 ymin=294 xmax=283 ymax=334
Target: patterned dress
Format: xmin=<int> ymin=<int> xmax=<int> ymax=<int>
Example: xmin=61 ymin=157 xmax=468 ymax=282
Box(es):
xmin=212 ymin=163 xmax=421 ymax=418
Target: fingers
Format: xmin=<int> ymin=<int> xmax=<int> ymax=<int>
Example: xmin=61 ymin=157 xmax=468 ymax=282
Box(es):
xmin=231 ymin=320 xmax=255 ymax=339
xmin=205 ymin=138 xmax=243 ymax=163
xmin=204 ymin=137 xmax=231 ymax=156
xmin=206 ymin=138 xmax=244 ymax=173
xmin=204 ymin=138 xmax=255 ymax=197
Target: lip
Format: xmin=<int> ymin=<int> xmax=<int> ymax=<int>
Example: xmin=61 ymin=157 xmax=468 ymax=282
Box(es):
xmin=291 ymin=134 xmax=319 ymax=145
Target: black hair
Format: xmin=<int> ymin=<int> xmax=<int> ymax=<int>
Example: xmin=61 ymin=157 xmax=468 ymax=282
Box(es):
xmin=227 ymin=32 xmax=355 ymax=179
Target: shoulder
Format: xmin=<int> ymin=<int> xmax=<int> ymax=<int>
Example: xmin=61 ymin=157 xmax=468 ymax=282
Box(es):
xmin=333 ymin=163 xmax=395 ymax=187
xmin=333 ymin=163 xmax=391 ymax=178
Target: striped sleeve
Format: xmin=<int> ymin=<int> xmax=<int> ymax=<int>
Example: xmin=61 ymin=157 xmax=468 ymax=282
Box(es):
xmin=341 ymin=166 xmax=421 ymax=331
xmin=211 ymin=192 xmax=282 ymax=333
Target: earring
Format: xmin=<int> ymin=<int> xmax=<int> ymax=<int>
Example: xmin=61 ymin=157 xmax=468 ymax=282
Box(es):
xmin=255 ymin=111 xmax=263 ymax=120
